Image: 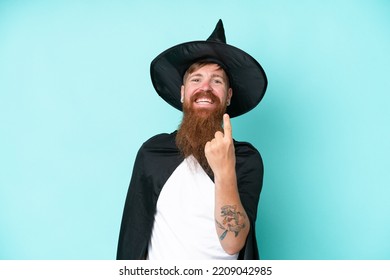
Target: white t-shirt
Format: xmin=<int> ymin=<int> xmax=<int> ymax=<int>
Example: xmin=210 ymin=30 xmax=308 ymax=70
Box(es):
xmin=147 ymin=156 xmax=238 ymax=260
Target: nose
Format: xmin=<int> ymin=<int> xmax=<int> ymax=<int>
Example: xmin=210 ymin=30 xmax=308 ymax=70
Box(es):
xmin=199 ymin=80 xmax=212 ymax=92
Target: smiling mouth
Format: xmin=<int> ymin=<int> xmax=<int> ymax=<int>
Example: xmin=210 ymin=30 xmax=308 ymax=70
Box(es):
xmin=195 ymin=98 xmax=214 ymax=104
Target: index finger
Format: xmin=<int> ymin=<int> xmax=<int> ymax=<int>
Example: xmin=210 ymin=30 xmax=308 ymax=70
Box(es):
xmin=223 ymin=113 xmax=232 ymax=138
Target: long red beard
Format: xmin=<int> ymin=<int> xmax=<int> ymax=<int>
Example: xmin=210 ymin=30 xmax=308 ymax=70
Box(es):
xmin=176 ymin=91 xmax=227 ymax=175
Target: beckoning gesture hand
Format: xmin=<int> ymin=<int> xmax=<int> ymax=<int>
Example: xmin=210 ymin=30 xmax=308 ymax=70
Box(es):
xmin=205 ymin=114 xmax=236 ymax=179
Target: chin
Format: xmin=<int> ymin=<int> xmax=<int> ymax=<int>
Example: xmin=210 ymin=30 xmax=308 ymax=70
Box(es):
xmin=193 ymin=107 xmax=215 ymax=117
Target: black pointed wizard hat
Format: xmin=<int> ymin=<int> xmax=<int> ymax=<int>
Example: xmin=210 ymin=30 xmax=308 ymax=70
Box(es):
xmin=150 ymin=19 xmax=267 ymax=118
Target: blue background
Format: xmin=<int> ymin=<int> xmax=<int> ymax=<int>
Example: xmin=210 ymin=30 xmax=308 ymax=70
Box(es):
xmin=1 ymin=0 xmax=389 ymax=259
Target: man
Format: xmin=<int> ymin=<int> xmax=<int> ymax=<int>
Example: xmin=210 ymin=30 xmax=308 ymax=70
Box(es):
xmin=117 ymin=20 xmax=267 ymax=260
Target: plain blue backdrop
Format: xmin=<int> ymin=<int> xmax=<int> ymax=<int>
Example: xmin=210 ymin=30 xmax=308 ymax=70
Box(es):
xmin=1 ymin=0 xmax=389 ymax=259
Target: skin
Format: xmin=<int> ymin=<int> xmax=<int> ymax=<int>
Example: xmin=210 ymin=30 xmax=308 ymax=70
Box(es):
xmin=180 ymin=64 xmax=232 ymax=113
xmin=181 ymin=64 xmax=250 ymax=255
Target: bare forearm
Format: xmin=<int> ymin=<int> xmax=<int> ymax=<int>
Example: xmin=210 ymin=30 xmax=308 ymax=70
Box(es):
xmin=214 ymin=171 xmax=249 ymax=255
xmin=205 ymin=114 xmax=249 ymax=255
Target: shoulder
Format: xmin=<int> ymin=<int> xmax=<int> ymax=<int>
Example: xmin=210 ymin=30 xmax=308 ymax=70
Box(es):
xmin=135 ymin=131 xmax=182 ymax=177
xmin=234 ymin=140 xmax=262 ymax=162
xmin=141 ymin=131 xmax=178 ymax=151
xmin=135 ymin=131 xmax=181 ymax=165
xmin=233 ymin=139 xmax=264 ymax=176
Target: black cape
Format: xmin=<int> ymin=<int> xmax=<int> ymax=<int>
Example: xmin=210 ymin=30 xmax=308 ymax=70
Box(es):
xmin=117 ymin=131 xmax=263 ymax=260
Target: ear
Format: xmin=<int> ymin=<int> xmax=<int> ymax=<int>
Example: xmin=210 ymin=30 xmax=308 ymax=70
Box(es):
xmin=180 ymin=85 xmax=185 ymax=103
xmin=227 ymin=88 xmax=233 ymax=105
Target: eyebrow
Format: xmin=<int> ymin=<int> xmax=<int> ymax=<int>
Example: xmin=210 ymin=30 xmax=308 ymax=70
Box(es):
xmin=188 ymin=73 xmax=203 ymax=78
xmin=188 ymin=73 xmax=225 ymax=80
xmin=211 ymin=74 xmax=225 ymax=79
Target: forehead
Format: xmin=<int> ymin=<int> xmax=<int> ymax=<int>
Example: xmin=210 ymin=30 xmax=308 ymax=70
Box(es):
xmin=187 ymin=63 xmax=228 ymax=78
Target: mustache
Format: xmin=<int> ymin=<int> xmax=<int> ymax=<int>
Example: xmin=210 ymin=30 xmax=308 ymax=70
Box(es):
xmin=190 ymin=90 xmax=220 ymax=104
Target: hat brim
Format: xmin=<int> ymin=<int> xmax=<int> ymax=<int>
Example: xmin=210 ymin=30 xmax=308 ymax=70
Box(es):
xmin=150 ymin=41 xmax=267 ymax=118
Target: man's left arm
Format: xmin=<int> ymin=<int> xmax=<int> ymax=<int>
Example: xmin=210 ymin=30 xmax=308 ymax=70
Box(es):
xmin=205 ymin=114 xmax=250 ymax=255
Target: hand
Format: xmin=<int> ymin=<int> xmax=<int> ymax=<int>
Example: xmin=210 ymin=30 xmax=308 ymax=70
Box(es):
xmin=205 ymin=114 xmax=236 ymax=178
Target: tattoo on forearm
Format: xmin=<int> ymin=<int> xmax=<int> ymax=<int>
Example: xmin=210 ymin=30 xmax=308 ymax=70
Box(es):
xmin=215 ymin=205 xmax=246 ymax=240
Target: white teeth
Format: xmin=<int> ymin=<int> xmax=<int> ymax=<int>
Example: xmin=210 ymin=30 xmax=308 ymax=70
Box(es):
xmin=195 ymin=98 xmax=212 ymax=104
